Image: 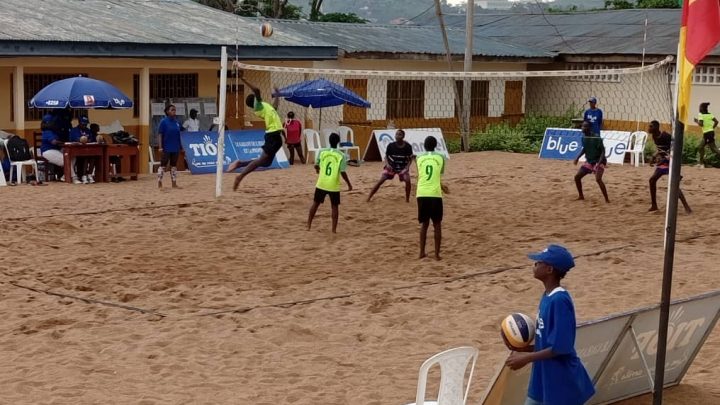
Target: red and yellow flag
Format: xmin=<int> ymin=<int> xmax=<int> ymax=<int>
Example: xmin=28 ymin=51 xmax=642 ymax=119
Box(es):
xmin=678 ymin=0 xmax=720 ymax=123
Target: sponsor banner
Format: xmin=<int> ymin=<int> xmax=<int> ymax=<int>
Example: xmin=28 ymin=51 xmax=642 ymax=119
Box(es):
xmin=539 ymin=128 xmax=630 ymax=165
xmin=363 ymin=128 xmax=450 ymax=161
xmin=480 ymin=290 xmax=720 ymax=405
xmin=180 ymin=130 xmax=289 ymax=174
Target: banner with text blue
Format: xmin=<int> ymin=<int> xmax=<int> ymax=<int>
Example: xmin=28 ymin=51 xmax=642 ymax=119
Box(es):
xmin=181 ymin=130 xmax=289 ymax=174
xmin=538 ymin=128 xmax=584 ymax=160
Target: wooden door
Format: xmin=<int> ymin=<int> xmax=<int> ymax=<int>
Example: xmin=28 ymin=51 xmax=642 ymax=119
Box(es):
xmin=343 ymin=79 xmax=368 ymax=124
xmin=503 ymin=81 xmax=523 ymax=116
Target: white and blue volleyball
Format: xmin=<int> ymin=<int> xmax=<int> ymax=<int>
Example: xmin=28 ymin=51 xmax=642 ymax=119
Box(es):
xmin=501 ymin=313 xmax=535 ymax=349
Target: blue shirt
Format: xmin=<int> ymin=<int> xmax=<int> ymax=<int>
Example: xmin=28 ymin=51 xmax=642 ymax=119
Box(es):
xmin=69 ymin=126 xmax=93 ymax=143
xmin=158 ymin=116 xmax=182 ymax=153
xmin=528 ymin=288 xmax=595 ymax=405
xmin=583 ymin=108 xmax=603 ymax=135
xmin=40 ymin=129 xmax=61 ymax=153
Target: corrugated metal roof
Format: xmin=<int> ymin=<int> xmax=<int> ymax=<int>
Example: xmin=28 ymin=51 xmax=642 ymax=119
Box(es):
xmin=416 ymin=9 xmax=695 ymax=56
xmin=268 ymin=19 xmax=556 ymax=59
xmin=0 ymin=0 xmax=336 ymax=58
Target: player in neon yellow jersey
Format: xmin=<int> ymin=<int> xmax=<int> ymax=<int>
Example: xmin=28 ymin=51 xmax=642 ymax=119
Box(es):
xmin=416 ymin=136 xmax=448 ymax=260
xmin=307 ymin=133 xmax=353 ymax=233
xmin=227 ymin=69 xmax=284 ymax=190
xmin=694 ymin=102 xmax=720 ymax=167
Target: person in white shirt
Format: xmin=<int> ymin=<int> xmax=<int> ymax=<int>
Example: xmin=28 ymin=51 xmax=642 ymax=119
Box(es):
xmin=182 ymin=108 xmax=200 ymax=132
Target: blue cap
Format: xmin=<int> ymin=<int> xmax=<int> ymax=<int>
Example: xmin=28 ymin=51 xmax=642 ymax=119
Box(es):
xmin=528 ymin=244 xmax=575 ymax=273
xmin=41 ymin=114 xmax=53 ymax=123
xmin=588 ymin=97 xmax=598 ymax=103
xmin=79 ymin=116 xmax=89 ymax=124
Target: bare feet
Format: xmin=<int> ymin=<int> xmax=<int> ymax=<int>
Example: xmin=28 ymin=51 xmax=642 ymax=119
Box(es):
xmin=604 ymin=198 xmax=610 ymax=204
xmin=419 ymin=252 xmax=427 ymax=259
xmin=575 ymin=196 xmax=584 ymax=201
xmin=227 ymin=160 xmax=240 ymax=172
xmin=157 ymin=180 xmax=162 ymax=188
xmin=434 ymin=254 xmax=442 ymax=261
xmin=233 ymin=175 xmax=242 ymax=191
xmin=685 ymin=207 xmax=693 ymax=214
xmin=649 ymin=205 xmax=659 ymax=212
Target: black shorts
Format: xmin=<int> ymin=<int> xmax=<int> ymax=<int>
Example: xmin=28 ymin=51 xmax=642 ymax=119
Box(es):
xmin=314 ymin=188 xmax=340 ymax=205
xmin=417 ymin=197 xmax=443 ymax=223
xmin=703 ymin=131 xmax=716 ymax=145
xmin=161 ymin=152 xmax=179 ymax=167
xmin=262 ymin=130 xmax=284 ymax=160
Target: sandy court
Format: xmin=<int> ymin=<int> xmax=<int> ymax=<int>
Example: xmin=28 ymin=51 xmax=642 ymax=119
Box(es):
xmin=1 ymin=151 xmax=719 ymax=404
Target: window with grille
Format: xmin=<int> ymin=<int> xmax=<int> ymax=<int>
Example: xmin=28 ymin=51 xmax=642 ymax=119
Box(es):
xmin=455 ymin=80 xmax=490 ymax=117
xmin=150 ymin=73 xmax=198 ymax=99
xmin=24 ymin=73 xmax=87 ymax=121
xmin=693 ymin=65 xmax=720 ymax=85
xmin=386 ymin=80 xmax=424 ymax=119
xmin=566 ymin=63 xmax=621 ymax=83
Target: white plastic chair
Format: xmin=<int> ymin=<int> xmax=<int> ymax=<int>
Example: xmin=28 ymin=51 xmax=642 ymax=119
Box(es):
xmin=3 ymin=138 xmax=38 ymax=184
xmin=321 ymin=128 xmax=334 ymax=148
xmin=337 ymin=125 xmax=361 ymax=162
xmin=406 ymin=346 xmax=479 ymax=405
xmin=303 ymin=129 xmax=322 ymax=162
xmin=625 ymin=131 xmax=647 ymax=167
xmin=148 ymin=146 xmax=161 ymax=174
xmin=0 ymin=159 xmax=6 ymax=187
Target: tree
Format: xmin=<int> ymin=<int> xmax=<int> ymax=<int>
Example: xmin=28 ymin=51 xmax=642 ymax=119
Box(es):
xmin=193 ymin=0 xmax=302 ymax=18
xmin=605 ymin=0 xmax=680 ymax=9
xmin=309 ymin=0 xmax=324 ymax=21
xmin=194 ymin=0 xmax=237 ymax=13
xmin=318 ymin=12 xmax=367 ymax=23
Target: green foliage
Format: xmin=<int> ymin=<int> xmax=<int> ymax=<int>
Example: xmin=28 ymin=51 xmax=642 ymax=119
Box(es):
xmin=605 ymin=0 xmax=680 ymax=9
xmin=317 ymin=12 xmax=367 ymax=23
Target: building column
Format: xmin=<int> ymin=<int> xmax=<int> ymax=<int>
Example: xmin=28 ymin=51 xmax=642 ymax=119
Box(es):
xmin=13 ymin=66 xmax=25 ymax=136
xmin=139 ymin=67 xmax=150 ymax=173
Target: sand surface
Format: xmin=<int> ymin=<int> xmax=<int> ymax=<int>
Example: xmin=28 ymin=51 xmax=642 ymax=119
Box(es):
xmin=1 ymin=151 xmax=718 ymax=404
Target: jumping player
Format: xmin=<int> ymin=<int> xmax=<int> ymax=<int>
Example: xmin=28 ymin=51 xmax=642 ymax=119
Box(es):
xmin=307 ymin=133 xmax=353 ymax=233
xmin=647 ymin=120 xmax=691 ymax=213
xmin=366 ymin=129 xmax=414 ymax=203
xmin=226 ymin=70 xmax=283 ymax=190
xmin=573 ymin=120 xmax=610 ymax=203
xmin=416 ymin=136 xmax=448 ymax=260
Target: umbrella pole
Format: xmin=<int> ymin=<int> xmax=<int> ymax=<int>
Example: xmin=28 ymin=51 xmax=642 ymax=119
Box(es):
xmin=319 ymin=108 xmax=322 ymax=133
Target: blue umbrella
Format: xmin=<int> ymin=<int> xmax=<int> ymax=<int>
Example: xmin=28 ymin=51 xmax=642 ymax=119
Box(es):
xmin=274 ymin=78 xmax=371 ymax=109
xmin=28 ymin=76 xmax=133 ymax=109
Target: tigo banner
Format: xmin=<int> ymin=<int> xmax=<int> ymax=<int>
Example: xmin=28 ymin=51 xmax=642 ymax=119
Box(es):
xmin=181 ymin=130 xmax=289 ymax=174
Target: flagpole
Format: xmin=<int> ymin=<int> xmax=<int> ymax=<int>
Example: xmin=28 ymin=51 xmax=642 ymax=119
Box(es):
xmin=653 ymin=7 xmax=686 ymax=402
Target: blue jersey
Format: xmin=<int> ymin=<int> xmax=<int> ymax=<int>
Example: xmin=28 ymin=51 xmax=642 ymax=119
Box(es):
xmin=69 ymin=126 xmax=92 ymax=143
xmin=40 ymin=129 xmax=61 ymax=153
xmin=583 ymin=108 xmax=603 ymax=135
xmin=158 ymin=116 xmax=182 ymax=153
xmin=528 ymin=288 xmax=595 ymax=405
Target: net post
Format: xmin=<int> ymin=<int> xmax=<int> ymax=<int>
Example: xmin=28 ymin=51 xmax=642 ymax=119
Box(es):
xmin=462 ymin=0 xmax=474 ymax=152
xmin=215 ymin=46 xmax=228 ymax=198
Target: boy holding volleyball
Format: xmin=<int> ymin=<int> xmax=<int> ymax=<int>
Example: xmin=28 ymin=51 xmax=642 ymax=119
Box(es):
xmin=505 ymin=244 xmax=595 ymax=405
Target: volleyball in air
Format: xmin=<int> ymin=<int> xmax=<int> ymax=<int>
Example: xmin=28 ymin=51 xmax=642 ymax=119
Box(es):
xmin=501 ymin=313 xmax=536 ymax=350
xmin=261 ymin=22 xmax=273 ymax=37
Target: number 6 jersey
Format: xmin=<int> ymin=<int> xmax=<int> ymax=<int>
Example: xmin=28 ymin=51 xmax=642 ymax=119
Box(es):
xmin=315 ymin=148 xmax=347 ymax=192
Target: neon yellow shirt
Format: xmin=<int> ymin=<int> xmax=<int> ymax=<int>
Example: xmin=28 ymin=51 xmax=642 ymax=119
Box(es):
xmin=697 ymin=113 xmax=716 ymax=133
xmin=315 ymin=148 xmax=347 ymax=192
xmin=254 ymin=101 xmax=283 ymax=133
xmin=416 ymin=152 xmax=445 ymax=198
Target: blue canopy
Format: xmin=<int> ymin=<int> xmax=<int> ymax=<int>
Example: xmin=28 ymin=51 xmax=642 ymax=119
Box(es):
xmin=274 ymin=78 xmax=371 ymax=109
xmin=28 ymin=76 xmax=133 ymax=109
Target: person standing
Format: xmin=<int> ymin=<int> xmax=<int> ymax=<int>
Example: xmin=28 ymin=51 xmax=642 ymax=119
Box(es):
xmin=283 ymin=111 xmax=305 ymax=165
xmin=505 ymin=244 xmax=596 ymax=405
xmin=307 ymin=133 xmax=352 ymax=233
xmin=647 ymin=120 xmax=691 ymax=213
xmin=416 ymin=136 xmax=447 ymax=260
xmin=157 ymin=104 xmax=182 ymax=188
xmin=366 ymin=129 xmax=414 ymax=203
xmin=693 ymin=102 xmax=720 ymax=167
xmin=573 ymin=120 xmax=610 ymax=203
xmin=226 ymin=70 xmax=283 ymax=190
xmin=182 ymin=108 xmax=201 ymax=132
xmin=583 ymin=97 xmax=603 ymax=135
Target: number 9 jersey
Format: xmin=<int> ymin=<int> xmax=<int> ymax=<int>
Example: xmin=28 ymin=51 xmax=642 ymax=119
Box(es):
xmin=315 ymin=148 xmax=347 ymax=192
xmin=416 ymin=152 xmax=445 ymax=198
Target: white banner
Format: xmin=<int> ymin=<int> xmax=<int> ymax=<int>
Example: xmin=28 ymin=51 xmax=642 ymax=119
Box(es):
xmin=363 ymin=128 xmax=450 ymax=162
